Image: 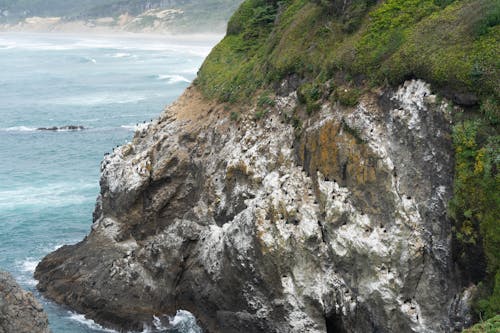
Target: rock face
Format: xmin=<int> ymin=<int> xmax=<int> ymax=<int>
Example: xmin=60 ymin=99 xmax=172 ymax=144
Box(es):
xmin=0 ymin=271 xmax=50 ymax=333
xmin=36 ymin=80 xmax=472 ymax=332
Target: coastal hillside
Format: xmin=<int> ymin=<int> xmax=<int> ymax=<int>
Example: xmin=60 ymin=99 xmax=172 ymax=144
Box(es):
xmin=0 ymin=0 xmax=244 ymax=33
xmin=35 ymin=0 xmax=498 ymax=332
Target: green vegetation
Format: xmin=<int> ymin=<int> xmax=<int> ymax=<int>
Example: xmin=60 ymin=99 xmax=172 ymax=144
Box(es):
xmin=230 ymin=111 xmax=240 ymax=121
xmin=462 ymin=315 xmax=500 ymax=333
xmin=450 ymin=118 xmax=499 ymax=319
xmin=196 ymin=0 xmax=280 ymax=102
xmin=196 ymin=0 xmax=500 ymax=323
xmin=257 ymin=92 xmax=276 ymax=108
xmin=297 ymin=82 xmax=323 ymax=114
xmin=198 ymin=0 xmax=498 ymax=106
xmin=334 ymin=87 xmax=361 ymax=107
xmin=254 ymin=108 xmax=269 ymax=120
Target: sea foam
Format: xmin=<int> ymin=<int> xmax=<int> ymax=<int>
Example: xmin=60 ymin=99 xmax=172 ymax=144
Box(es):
xmin=111 ymin=52 xmax=132 ymax=58
xmin=14 ymin=258 xmax=40 ymax=286
xmin=0 ymin=183 xmax=95 ymax=210
xmin=68 ymin=312 xmax=118 ymax=333
xmin=49 ymin=93 xmax=147 ymax=106
xmin=157 ymin=74 xmax=191 ymax=84
xmin=2 ymin=126 xmax=37 ymax=132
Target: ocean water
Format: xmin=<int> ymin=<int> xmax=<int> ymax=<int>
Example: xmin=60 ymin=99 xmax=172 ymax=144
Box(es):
xmin=0 ymin=32 xmax=216 ymax=333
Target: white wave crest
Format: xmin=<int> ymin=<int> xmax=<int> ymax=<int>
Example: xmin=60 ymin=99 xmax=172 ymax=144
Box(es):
xmin=169 ymin=310 xmax=203 ymax=333
xmin=49 ymin=93 xmax=146 ymax=106
xmin=13 ymin=258 xmax=40 ymax=287
xmin=1 ymin=126 xmax=37 ymax=132
xmin=20 ymin=259 xmax=38 ymax=273
xmin=157 ymin=74 xmax=191 ymax=84
xmin=48 ymin=243 xmax=66 ymax=252
xmin=68 ymin=312 xmax=118 ymax=332
xmin=111 ymin=52 xmax=132 ymax=58
xmin=120 ymin=125 xmax=137 ymax=131
xmin=121 ymin=122 xmax=151 ymax=131
xmin=0 ymin=34 xmax=221 ymax=54
xmin=141 ymin=310 xmax=202 ymax=333
xmin=0 ymin=183 xmax=95 ymax=210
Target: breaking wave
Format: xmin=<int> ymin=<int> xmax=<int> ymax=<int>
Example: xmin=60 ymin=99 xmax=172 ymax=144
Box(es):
xmin=68 ymin=312 xmax=118 ymax=333
xmin=157 ymin=74 xmax=191 ymax=84
xmin=142 ymin=310 xmax=202 ymax=333
xmin=1 ymin=126 xmax=37 ymax=132
xmin=48 ymin=93 xmax=147 ymax=106
xmin=110 ymin=52 xmax=132 ymax=58
xmin=0 ymin=182 xmax=95 ymax=210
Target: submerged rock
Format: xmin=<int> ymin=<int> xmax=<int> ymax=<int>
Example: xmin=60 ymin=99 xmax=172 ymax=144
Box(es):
xmin=0 ymin=271 xmax=50 ymax=333
xmin=37 ymin=125 xmax=85 ymax=131
xmin=36 ymin=81 xmax=472 ymax=332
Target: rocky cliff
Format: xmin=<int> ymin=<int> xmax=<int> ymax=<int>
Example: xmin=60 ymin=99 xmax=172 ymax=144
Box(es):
xmin=0 ymin=271 xmax=50 ymax=333
xmin=34 ymin=0 xmax=499 ymax=331
xmin=36 ymin=80 xmax=473 ymax=332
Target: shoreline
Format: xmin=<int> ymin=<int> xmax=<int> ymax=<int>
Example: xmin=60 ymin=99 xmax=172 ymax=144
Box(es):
xmin=0 ymin=26 xmax=225 ymax=39
xmin=0 ymin=15 xmax=228 ymax=37
xmin=0 ymin=29 xmax=225 ymax=47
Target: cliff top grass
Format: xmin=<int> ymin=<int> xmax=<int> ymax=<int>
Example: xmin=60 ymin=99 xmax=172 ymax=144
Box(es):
xmin=197 ymin=0 xmax=499 ymax=110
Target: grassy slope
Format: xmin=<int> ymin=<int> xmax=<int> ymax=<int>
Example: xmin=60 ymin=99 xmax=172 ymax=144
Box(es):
xmin=196 ymin=0 xmax=499 ymax=325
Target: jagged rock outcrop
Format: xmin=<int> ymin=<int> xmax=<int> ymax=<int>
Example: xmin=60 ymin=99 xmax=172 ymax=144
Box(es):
xmin=0 ymin=271 xmax=50 ymax=333
xmin=36 ymin=80 xmax=473 ymax=332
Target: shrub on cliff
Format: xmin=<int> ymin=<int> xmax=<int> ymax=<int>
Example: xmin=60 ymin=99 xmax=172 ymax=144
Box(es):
xmin=462 ymin=315 xmax=500 ymax=333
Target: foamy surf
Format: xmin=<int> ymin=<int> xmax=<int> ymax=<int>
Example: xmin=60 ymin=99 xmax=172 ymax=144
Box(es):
xmin=169 ymin=310 xmax=202 ymax=333
xmin=111 ymin=52 xmax=132 ymax=58
xmin=14 ymin=258 xmax=40 ymax=286
xmin=20 ymin=259 xmax=38 ymax=273
xmin=142 ymin=310 xmax=202 ymax=333
xmin=0 ymin=33 xmax=221 ymax=55
xmin=157 ymin=74 xmax=191 ymax=84
xmin=0 ymin=183 xmax=95 ymax=210
xmin=2 ymin=126 xmax=38 ymax=132
xmin=68 ymin=312 xmax=118 ymax=333
xmin=49 ymin=93 xmax=147 ymax=106
xmin=121 ymin=122 xmax=151 ymax=131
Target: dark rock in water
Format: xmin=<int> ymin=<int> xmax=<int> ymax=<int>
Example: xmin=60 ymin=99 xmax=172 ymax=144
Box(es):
xmin=35 ymin=82 xmax=474 ymax=332
xmin=37 ymin=125 xmax=85 ymax=131
xmin=0 ymin=271 xmax=51 ymax=333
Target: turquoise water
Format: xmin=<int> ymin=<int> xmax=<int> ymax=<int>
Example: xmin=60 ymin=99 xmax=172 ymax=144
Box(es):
xmin=0 ymin=32 xmax=215 ymax=332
